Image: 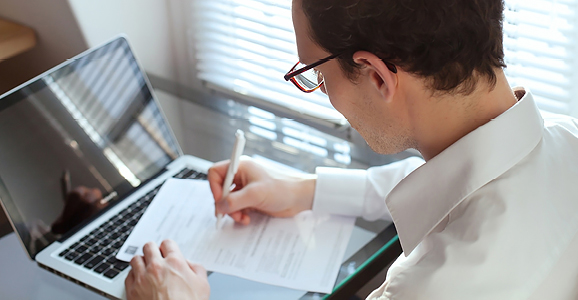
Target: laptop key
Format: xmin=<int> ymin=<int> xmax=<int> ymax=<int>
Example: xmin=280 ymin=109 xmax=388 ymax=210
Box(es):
xmin=104 ymin=268 xmax=120 ymax=279
xmin=95 ymin=231 xmax=107 ymax=239
xmin=76 ymin=245 xmax=88 ymax=253
xmin=89 ymin=244 xmax=104 ymax=254
xmin=101 ymin=238 xmax=113 ymax=245
xmin=182 ymin=170 xmax=196 ymax=178
xmin=84 ymin=255 xmax=105 ymax=269
xmin=114 ymin=261 xmax=130 ymax=271
xmin=64 ymin=251 xmax=80 ymax=261
xmin=112 ymin=240 xmax=123 ymax=249
xmin=102 ymin=247 xmax=115 ymax=256
xmin=109 ymin=232 xmax=122 ymax=240
xmin=86 ymin=237 xmax=99 ymax=245
xmin=94 ymin=262 xmax=112 ymax=274
xmin=106 ymin=256 xmax=118 ymax=264
xmin=174 ymin=168 xmax=190 ymax=178
xmin=74 ymin=253 xmax=93 ymax=265
xmin=59 ymin=249 xmax=69 ymax=257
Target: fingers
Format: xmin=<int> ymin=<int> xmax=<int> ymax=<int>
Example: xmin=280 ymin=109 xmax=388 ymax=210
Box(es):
xmin=218 ymin=184 xmax=262 ymax=214
xmin=209 ymin=158 xmax=266 ymax=223
xmin=228 ymin=211 xmax=243 ymax=222
xmin=142 ymin=242 xmax=162 ymax=265
xmin=240 ymin=213 xmax=251 ymax=225
xmin=229 ymin=210 xmax=251 ymax=225
xmin=159 ymin=239 xmax=183 ymax=258
xmin=187 ymin=261 xmax=208 ymax=279
xmin=124 ymin=267 xmax=134 ymax=287
xmin=209 ymin=158 xmax=256 ymax=206
xmin=188 ymin=261 xmax=207 ymax=274
xmin=130 ymin=255 xmax=145 ymax=275
xmin=208 ymin=160 xmax=230 ymax=203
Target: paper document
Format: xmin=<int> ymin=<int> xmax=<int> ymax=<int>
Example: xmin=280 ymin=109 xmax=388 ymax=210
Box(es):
xmin=117 ymin=178 xmax=355 ymax=293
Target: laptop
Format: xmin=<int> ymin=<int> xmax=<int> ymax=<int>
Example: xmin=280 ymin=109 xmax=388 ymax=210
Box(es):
xmin=0 ymin=36 xmax=213 ymax=299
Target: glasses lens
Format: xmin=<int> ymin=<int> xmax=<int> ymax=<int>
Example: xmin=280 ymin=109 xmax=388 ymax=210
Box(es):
xmin=293 ymin=62 xmax=322 ymax=91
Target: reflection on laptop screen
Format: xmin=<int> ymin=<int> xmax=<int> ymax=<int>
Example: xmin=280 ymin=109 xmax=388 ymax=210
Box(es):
xmin=0 ymin=37 xmax=180 ymax=258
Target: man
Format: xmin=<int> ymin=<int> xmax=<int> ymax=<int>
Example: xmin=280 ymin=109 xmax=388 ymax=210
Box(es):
xmin=125 ymin=0 xmax=578 ymax=299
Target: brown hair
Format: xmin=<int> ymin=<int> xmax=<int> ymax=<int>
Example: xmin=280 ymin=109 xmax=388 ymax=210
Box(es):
xmin=301 ymin=0 xmax=507 ymax=94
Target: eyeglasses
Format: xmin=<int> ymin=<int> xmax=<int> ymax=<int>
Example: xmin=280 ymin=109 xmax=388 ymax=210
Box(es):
xmin=284 ymin=53 xmax=398 ymax=93
xmin=284 ymin=53 xmax=340 ymax=93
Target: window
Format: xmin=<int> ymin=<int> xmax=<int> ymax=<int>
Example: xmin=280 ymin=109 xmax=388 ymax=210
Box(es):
xmin=190 ymin=0 xmax=345 ymax=125
xmin=503 ymin=0 xmax=578 ymax=117
xmin=188 ymin=0 xmax=578 ymax=122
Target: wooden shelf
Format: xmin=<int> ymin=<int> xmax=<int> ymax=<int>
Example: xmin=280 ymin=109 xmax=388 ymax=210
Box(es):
xmin=0 ymin=18 xmax=36 ymax=61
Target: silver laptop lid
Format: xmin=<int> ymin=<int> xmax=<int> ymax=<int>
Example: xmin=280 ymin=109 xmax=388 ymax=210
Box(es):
xmin=0 ymin=36 xmax=181 ymax=258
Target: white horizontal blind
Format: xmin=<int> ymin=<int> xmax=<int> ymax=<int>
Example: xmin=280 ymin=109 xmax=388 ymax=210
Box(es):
xmin=190 ymin=0 xmax=345 ymax=124
xmin=503 ymin=0 xmax=578 ymax=116
xmin=191 ymin=0 xmax=578 ymax=121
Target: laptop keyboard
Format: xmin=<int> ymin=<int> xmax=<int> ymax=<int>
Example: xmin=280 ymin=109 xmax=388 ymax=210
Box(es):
xmin=57 ymin=168 xmax=207 ymax=280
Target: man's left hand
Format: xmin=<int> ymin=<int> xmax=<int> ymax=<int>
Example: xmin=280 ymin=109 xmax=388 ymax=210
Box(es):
xmin=125 ymin=240 xmax=210 ymax=300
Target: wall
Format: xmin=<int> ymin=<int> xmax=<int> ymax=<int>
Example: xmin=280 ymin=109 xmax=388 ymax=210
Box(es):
xmin=67 ymin=0 xmax=178 ymax=81
xmin=0 ymin=0 xmax=88 ymax=94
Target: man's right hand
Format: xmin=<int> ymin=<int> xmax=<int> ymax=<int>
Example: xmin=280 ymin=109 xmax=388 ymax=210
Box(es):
xmin=207 ymin=157 xmax=316 ymax=225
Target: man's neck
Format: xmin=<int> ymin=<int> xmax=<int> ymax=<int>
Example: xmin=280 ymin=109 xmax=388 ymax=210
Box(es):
xmin=411 ymin=70 xmax=518 ymax=161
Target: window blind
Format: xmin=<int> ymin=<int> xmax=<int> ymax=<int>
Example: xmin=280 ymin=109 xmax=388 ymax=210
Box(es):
xmin=191 ymin=0 xmax=578 ymax=119
xmin=503 ymin=0 xmax=577 ymax=116
xmin=191 ymin=0 xmax=345 ymax=124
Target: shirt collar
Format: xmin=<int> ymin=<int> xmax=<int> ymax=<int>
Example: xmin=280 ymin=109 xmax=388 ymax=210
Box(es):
xmin=386 ymin=89 xmax=544 ymax=256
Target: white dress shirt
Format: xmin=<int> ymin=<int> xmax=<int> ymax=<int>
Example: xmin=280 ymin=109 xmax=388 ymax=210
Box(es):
xmin=312 ymin=89 xmax=578 ymax=299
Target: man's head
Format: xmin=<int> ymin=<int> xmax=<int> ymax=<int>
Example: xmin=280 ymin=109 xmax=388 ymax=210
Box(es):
xmin=291 ymin=0 xmax=509 ymax=157
xmin=300 ymin=0 xmax=506 ymax=94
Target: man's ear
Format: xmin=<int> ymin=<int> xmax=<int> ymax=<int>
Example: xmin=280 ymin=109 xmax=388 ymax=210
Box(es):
xmin=352 ymin=51 xmax=397 ymax=101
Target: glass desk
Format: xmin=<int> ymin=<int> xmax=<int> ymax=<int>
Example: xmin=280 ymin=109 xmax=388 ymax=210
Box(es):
xmin=302 ymin=221 xmax=401 ymax=300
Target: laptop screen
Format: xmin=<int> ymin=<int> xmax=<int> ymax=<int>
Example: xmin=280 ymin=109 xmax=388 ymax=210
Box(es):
xmin=0 ymin=37 xmax=181 ymax=258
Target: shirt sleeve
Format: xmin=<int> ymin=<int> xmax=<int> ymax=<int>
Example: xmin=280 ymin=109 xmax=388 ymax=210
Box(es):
xmin=312 ymin=156 xmax=425 ymax=221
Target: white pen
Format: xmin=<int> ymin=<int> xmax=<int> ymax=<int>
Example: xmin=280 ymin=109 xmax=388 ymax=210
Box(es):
xmin=216 ymin=129 xmax=246 ymax=229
